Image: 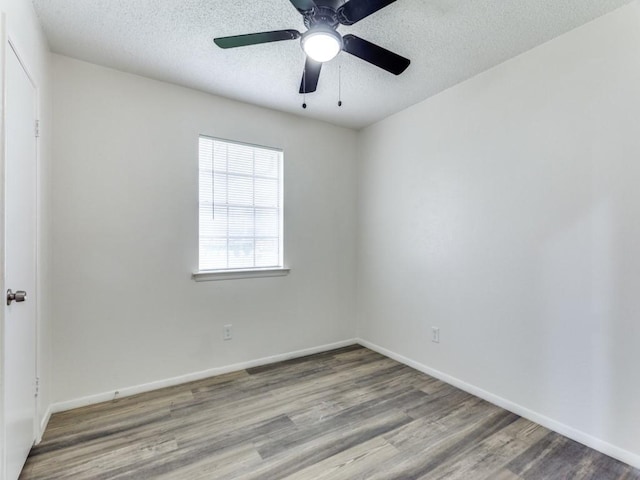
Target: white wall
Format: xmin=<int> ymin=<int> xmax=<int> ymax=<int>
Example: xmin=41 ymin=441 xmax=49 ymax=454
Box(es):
xmin=358 ymin=2 xmax=640 ymax=466
xmin=51 ymin=55 xmax=358 ymax=404
xmin=0 ymin=0 xmax=52 ymax=444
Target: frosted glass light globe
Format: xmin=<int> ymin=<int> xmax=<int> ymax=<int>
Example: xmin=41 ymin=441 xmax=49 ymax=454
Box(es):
xmin=302 ymin=28 xmax=342 ymax=63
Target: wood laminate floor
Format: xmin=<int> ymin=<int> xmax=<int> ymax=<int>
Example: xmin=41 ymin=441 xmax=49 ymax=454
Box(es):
xmin=20 ymin=346 xmax=640 ymax=479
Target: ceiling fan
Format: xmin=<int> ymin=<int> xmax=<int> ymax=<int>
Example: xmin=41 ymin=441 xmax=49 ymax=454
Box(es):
xmin=213 ymin=0 xmax=410 ymax=94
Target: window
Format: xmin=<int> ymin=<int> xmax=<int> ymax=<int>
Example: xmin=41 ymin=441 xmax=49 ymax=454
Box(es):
xmin=197 ymin=136 xmax=284 ymax=276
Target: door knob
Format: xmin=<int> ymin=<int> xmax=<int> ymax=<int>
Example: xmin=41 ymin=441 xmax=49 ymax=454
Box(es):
xmin=6 ymin=289 xmax=26 ymax=306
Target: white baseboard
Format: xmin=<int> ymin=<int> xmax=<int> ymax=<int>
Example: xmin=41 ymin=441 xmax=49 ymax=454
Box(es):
xmin=37 ymin=404 xmax=52 ymax=444
xmin=50 ymin=339 xmax=357 ymax=414
xmin=357 ymin=338 xmax=640 ymax=470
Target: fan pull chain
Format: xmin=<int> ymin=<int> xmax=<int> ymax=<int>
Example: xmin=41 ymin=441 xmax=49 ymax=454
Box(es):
xmin=338 ymin=0 xmax=345 ymax=108
xmin=338 ymin=62 xmax=342 ymax=107
xmin=302 ymin=65 xmax=307 ymax=109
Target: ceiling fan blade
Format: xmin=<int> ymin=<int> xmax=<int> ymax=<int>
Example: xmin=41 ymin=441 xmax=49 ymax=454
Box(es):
xmin=337 ymin=0 xmax=397 ymax=25
xmin=214 ymin=30 xmax=300 ymax=49
xmin=288 ymin=0 xmax=317 ymax=14
xmin=299 ymin=57 xmax=322 ymax=94
xmin=342 ymin=34 xmax=410 ymax=75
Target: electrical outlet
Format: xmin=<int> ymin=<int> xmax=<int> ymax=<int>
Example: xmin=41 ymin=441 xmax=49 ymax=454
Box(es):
xmin=432 ymin=327 xmax=440 ymax=343
xmin=223 ymin=324 xmax=233 ymax=341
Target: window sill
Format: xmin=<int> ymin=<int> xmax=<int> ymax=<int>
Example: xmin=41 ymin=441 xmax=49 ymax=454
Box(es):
xmin=192 ymin=268 xmax=291 ymax=282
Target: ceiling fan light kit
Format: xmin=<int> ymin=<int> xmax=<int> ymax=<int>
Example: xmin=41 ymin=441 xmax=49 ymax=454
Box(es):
xmin=213 ymin=0 xmax=410 ymax=96
xmin=301 ymin=27 xmax=343 ymax=63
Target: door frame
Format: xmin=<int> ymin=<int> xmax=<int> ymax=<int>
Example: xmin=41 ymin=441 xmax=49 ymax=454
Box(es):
xmin=0 ymin=10 xmax=42 ymax=478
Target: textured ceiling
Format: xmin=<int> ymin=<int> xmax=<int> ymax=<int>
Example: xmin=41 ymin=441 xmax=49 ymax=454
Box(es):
xmin=33 ymin=0 xmax=632 ymax=129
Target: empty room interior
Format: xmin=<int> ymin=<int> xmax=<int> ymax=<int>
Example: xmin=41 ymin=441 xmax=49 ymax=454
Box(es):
xmin=2 ymin=0 xmax=640 ymax=478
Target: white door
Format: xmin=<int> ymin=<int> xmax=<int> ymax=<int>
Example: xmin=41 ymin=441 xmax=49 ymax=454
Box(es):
xmin=4 ymin=40 xmax=38 ymax=480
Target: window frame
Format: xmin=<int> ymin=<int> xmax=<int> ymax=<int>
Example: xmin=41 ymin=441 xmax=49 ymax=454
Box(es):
xmin=192 ymin=135 xmax=289 ymax=281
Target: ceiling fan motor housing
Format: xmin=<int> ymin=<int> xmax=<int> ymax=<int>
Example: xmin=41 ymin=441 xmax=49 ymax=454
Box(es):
xmin=303 ymin=5 xmax=340 ymax=29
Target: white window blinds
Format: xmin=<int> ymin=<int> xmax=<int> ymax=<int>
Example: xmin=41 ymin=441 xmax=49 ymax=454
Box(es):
xmin=198 ymin=136 xmax=283 ymax=271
